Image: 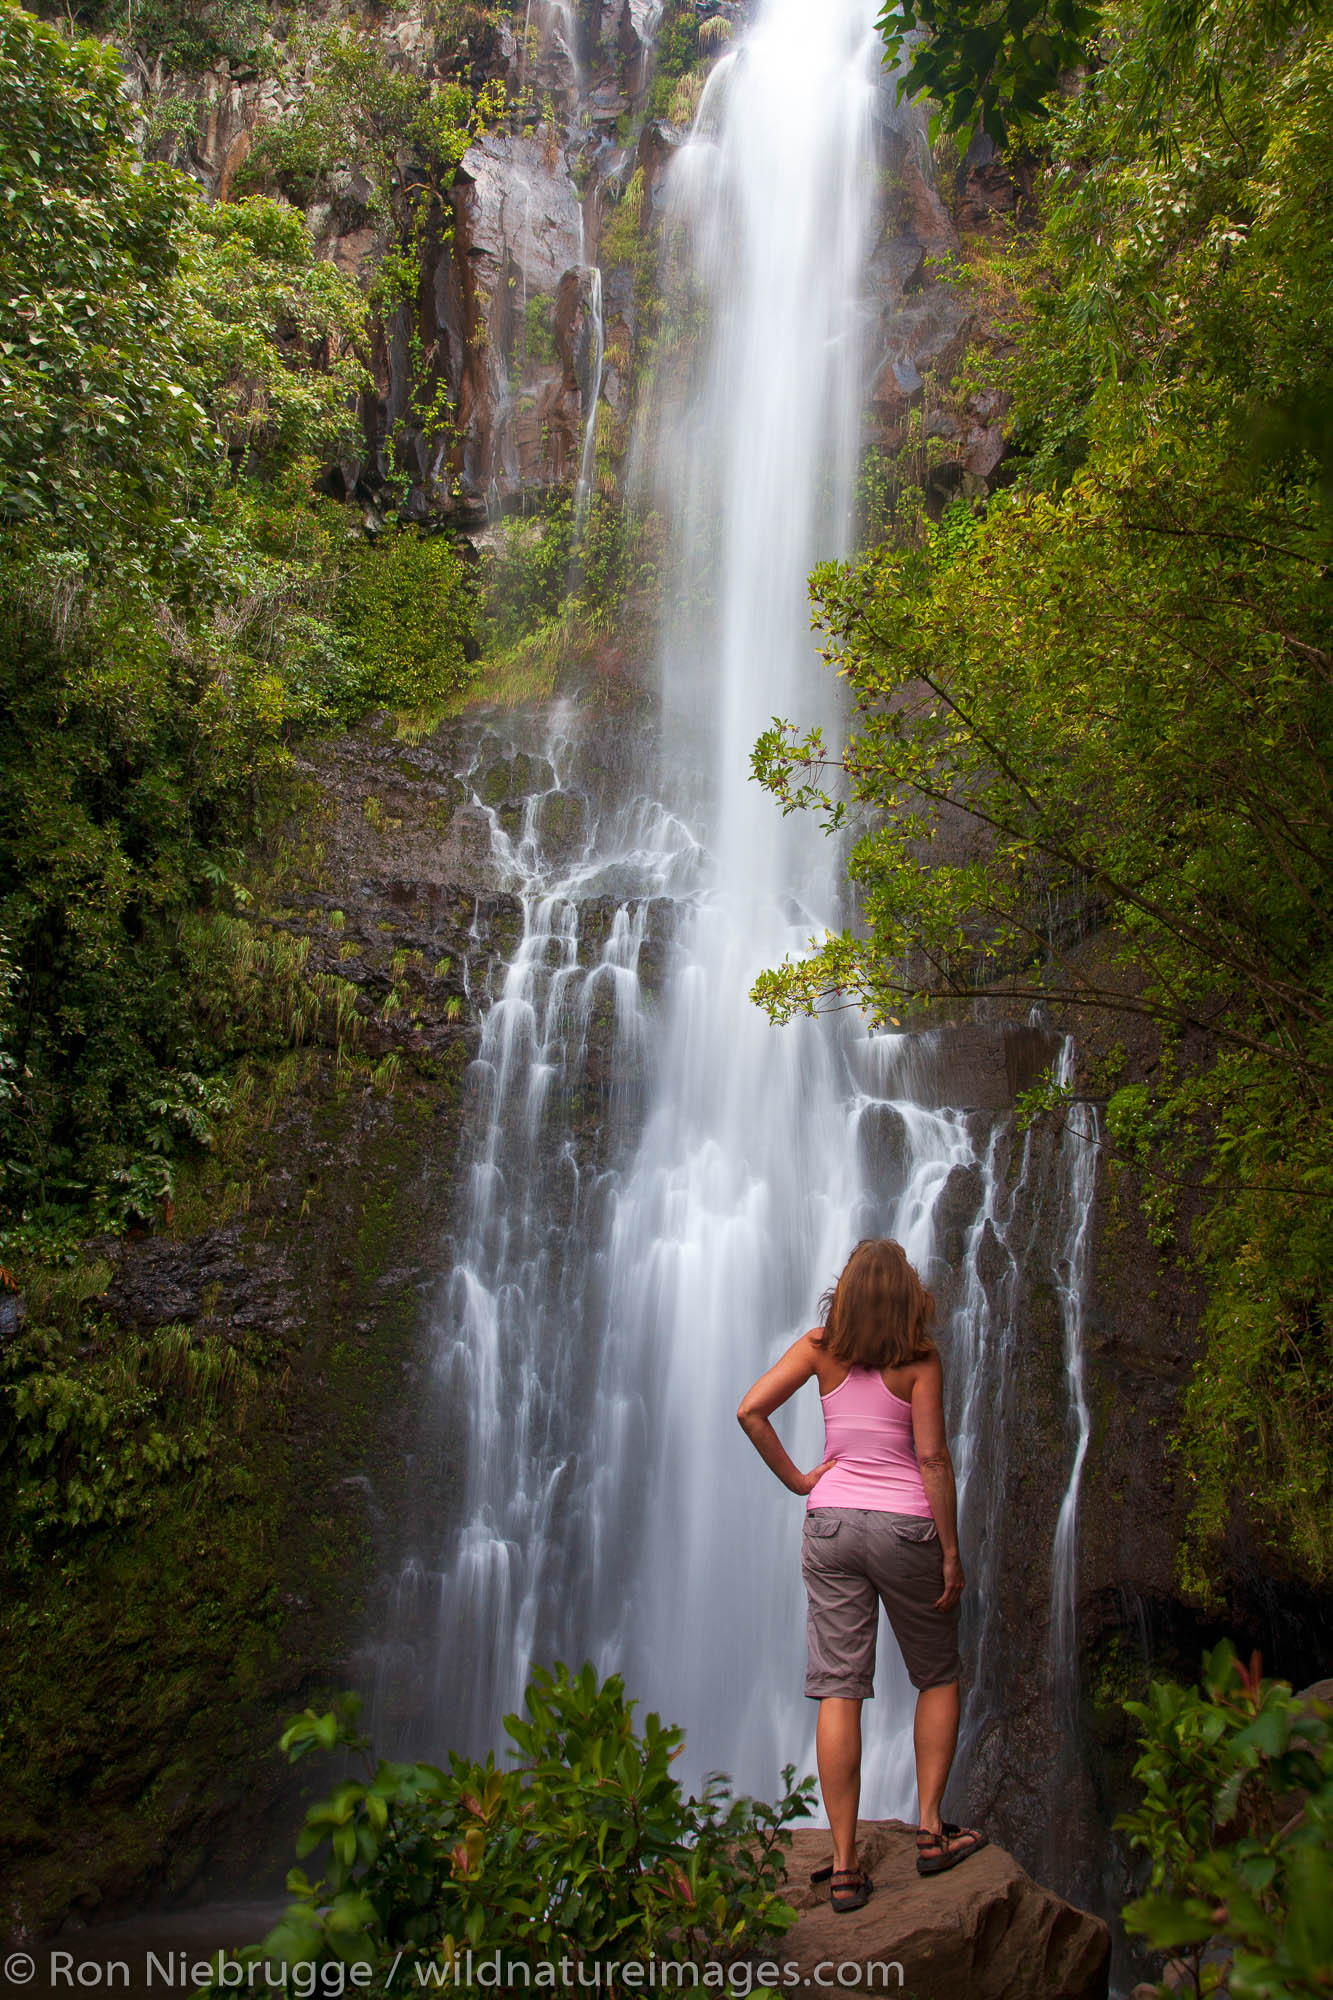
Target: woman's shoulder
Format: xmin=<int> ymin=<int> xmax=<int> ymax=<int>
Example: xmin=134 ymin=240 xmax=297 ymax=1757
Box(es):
xmin=805 ymin=1325 xmax=847 ymax=1392
xmin=882 ymin=1347 xmax=942 ymax=1397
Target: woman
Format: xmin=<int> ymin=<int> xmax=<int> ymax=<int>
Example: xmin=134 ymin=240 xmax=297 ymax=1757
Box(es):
xmin=737 ymin=1238 xmax=986 ymax=1912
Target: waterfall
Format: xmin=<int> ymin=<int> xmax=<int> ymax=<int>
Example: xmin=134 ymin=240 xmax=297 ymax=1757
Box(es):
xmin=1048 ymin=1040 xmax=1099 ymax=1716
xmin=572 ymin=263 xmax=604 ymax=534
xmin=373 ymin=0 xmax=1104 ymax=1859
xmin=579 ymin=0 xmax=893 ymax=1791
xmin=521 ymin=0 xmax=582 ymax=99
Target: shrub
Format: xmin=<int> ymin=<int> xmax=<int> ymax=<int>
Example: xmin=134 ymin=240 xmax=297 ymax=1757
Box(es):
xmin=236 ymin=1663 xmax=814 ymax=1988
xmin=1119 ymin=1641 xmax=1333 ymax=1999
xmin=482 ymin=500 xmax=576 ymax=647
xmin=335 ymin=528 xmax=478 ymax=717
xmin=647 ymin=8 xmax=701 ymax=122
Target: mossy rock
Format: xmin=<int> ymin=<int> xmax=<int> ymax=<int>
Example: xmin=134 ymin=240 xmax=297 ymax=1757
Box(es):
xmin=510 ymin=751 xmax=554 ymax=795
xmin=476 ymin=760 xmax=513 ymax=808
xmin=535 ymin=789 xmax=589 ymax=859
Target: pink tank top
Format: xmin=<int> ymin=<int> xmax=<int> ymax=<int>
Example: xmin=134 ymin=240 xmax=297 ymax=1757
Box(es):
xmin=806 ymin=1365 xmax=932 ymax=1514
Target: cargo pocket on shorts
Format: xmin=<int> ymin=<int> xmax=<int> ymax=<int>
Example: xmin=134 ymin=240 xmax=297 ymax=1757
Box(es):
xmin=889 ymin=1517 xmax=939 ymax=1543
xmin=801 ymin=1513 xmax=844 ymax=1570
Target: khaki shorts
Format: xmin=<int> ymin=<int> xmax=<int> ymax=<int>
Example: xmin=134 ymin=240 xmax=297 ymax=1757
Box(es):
xmin=802 ymin=1508 xmax=962 ymax=1697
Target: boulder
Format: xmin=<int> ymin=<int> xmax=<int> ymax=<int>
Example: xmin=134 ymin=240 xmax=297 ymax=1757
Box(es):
xmin=932 ymin=1160 xmax=986 ymax=1265
xmin=856 ymin=1101 xmax=912 ymax=1206
xmin=778 ymin=1822 xmax=1110 ymax=2000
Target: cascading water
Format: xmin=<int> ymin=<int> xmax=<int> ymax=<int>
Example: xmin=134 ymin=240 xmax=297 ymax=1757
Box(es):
xmin=520 ymin=0 xmax=582 ymax=97
xmin=572 ymin=263 xmax=604 ymax=534
xmin=375 ymin=0 xmax=1104 ymax=1865
xmin=1047 ymin=1040 xmax=1099 ymax=1716
xmin=576 ymin=0 xmax=896 ymax=1791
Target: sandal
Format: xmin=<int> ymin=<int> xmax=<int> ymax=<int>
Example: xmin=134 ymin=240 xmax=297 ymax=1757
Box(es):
xmin=829 ymin=1866 xmax=873 ymax=1912
xmin=916 ymin=1822 xmax=988 ymax=1876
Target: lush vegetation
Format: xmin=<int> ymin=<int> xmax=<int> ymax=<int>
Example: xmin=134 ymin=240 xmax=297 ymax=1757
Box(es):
xmin=1119 ymin=1643 xmax=1333 ymax=1999
xmin=0 ymin=1048 xmax=460 ymax=1931
xmin=226 ymin=14 xmax=508 ymax=507
xmin=236 ymin=1665 xmax=811 ymax=1991
xmin=0 ymin=1 xmax=484 ymax=1247
xmin=53 ymin=0 xmax=271 ymax=71
xmin=753 ymin=0 xmax=1333 ymax=1598
xmin=878 ymin=0 xmax=1099 ymax=145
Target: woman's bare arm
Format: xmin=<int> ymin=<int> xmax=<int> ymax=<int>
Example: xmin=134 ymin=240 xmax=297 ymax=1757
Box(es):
xmin=911 ymin=1351 xmax=965 ymax=1610
xmin=737 ymin=1332 xmax=837 ymax=1496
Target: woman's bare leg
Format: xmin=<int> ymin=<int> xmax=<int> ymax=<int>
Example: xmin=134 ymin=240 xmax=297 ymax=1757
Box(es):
xmin=913 ymin=1680 xmax=960 ymax=1832
xmin=816 ymin=1696 xmax=864 ymax=1872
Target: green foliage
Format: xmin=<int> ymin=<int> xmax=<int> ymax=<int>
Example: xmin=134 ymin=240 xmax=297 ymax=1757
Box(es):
xmin=0 ymin=12 xmax=483 ymax=1241
xmin=878 ymin=0 xmax=1329 ymax=162
xmin=183 ymin=198 xmax=368 ymax=468
xmin=336 ymin=529 xmax=478 ymax=716
xmin=1174 ymin=1088 xmax=1333 ymax=1599
xmin=601 ymin=167 xmax=649 ymax=270
xmin=233 ymin=25 xmax=504 ymax=507
xmin=0 ymin=6 xmax=204 ymax=531
xmin=600 ymin=166 xmax=665 ymax=371
xmin=0 ymin=1 xmax=400 ymax=1234
xmin=0 ymin=1247 xmax=262 ymax=1563
xmin=647 ymin=6 xmax=701 ymax=121
xmin=878 ymin=0 xmax=1099 ymax=143
xmin=481 ymin=493 xmax=658 ymax=655
xmin=1 ymin=1316 xmax=256 ymax=1549
xmin=754 ymin=0 xmax=1333 ymax=1590
xmin=233 ymin=1665 xmax=812 ymax=1987
xmin=34 ymin=0 xmax=271 ymax=71
xmin=0 ymin=1019 xmax=461 ymax=1933
xmin=522 ymin=290 xmax=557 ymax=367
xmin=235 ymin=28 xmax=484 ymax=218
xmin=1119 ymin=1642 xmax=1333 ymax=1998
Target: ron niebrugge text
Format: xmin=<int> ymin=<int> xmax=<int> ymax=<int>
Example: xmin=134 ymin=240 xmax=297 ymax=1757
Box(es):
xmin=31 ymin=1952 xmax=907 ymax=1993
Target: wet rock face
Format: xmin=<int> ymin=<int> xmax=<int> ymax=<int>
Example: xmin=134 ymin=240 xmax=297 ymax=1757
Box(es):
xmin=860 ymin=102 xmax=1015 ymax=505
xmin=841 ymin=1009 xmax=1200 ymax=1924
xmin=933 ymin=1159 xmax=985 ymax=1265
xmin=535 ymin=786 xmax=590 ymax=858
xmin=453 ymin=129 xmax=588 ymax=502
xmin=10 ymin=712 xmax=536 ymax=1933
xmin=850 ymin=1021 xmax=1065 ymax=1112
xmin=857 ymin=1101 xmax=912 ymax=1206
xmin=955 ymin=128 xmax=1038 ymax=236
xmin=129 ymin=4 xmax=627 ymax=521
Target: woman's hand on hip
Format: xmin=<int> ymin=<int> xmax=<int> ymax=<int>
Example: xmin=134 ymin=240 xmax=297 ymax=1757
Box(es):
xmin=935 ymin=1552 xmax=965 ymax=1611
xmin=790 ymin=1455 xmax=837 ymax=1496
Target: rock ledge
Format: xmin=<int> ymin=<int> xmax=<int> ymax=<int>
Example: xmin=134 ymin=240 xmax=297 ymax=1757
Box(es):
xmin=777 ymin=1823 xmax=1110 ymax=2000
